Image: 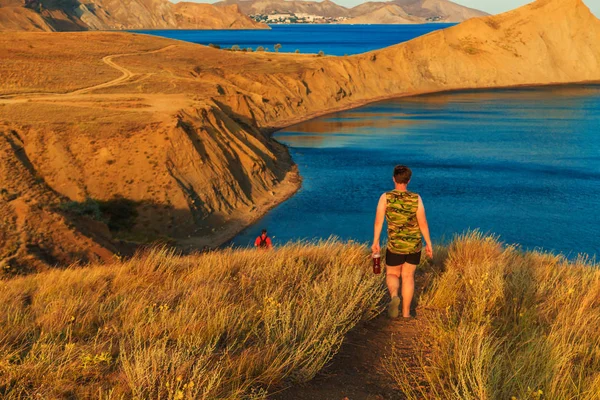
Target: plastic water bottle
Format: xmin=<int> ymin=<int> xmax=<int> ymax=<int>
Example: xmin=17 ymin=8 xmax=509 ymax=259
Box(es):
xmin=372 ymin=253 xmax=381 ymax=274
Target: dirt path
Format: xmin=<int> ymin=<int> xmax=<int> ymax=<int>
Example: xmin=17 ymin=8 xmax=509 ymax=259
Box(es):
xmin=271 ymin=274 xmax=432 ymax=400
xmin=70 ymin=45 xmax=178 ymax=95
xmin=270 ymin=315 xmax=426 ymax=400
xmin=0 ymin=44 xmax=178 ymax=100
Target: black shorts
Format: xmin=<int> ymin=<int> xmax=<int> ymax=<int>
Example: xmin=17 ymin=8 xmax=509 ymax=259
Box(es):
xmin=385 ymin=249 xmax=421 ymax=267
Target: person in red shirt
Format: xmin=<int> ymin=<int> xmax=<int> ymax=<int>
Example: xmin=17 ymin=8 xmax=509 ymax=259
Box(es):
xmin=254 ymin=229 xmax=272 ymax=249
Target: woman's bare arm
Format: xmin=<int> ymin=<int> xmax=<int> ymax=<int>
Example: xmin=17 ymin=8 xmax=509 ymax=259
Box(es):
xmin=417 ymin=195 xmax=433 ymax=258
xmin=372 ymin=194 xmax=386 ymax=255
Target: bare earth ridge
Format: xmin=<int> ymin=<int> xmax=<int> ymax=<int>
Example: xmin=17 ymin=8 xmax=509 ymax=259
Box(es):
xmin=0 ymin=0 xmax=599 ymax=272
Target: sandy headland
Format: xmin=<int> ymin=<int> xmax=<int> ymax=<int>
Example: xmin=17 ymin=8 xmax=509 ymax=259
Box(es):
xmin=1 ymin=0 xmax=599 ymax=272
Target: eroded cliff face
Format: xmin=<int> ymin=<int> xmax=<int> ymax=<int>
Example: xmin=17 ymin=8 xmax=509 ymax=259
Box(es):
xmin=0 ymin=0 xmax=598 ymax=272
xmin=164 ymin=104 xmax=295 ymax=236
xmin=0 ymin=96 xmax=295 ymax=274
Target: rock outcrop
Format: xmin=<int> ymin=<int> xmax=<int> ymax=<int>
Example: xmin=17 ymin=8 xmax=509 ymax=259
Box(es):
xmin=0 ymin=0 xmax=598 ymax=272
xmin=0 ymin=0 xmax=269 ymax=31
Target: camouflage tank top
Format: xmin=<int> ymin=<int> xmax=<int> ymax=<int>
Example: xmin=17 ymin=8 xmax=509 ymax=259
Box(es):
xmin=385 ymin=190 xmax=422 ymax=254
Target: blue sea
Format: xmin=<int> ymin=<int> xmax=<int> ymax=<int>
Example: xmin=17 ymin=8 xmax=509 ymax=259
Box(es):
xmin=133 ymin=24 xmax=454 ymax=55
xmin=232 ymin=86 xmax=600 ymax=258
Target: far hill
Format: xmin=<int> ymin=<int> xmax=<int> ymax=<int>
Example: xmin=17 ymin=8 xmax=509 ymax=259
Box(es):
xmin=390 ymin=0 xmax=488 ymax=21
xmin=215 ymin=0 xmax=352 ymax=18
xmin=342 ymin=4 xmax=421 ymax=24
xmin=0 ymin=0 xmax=268 ymax=31
xmin=348 ymin=0 xmax=488 ymax=22
xmin=215 ymin=0 xmax=489 ymax=23
xmin=172 ymin=3 xmax=268 ymax=29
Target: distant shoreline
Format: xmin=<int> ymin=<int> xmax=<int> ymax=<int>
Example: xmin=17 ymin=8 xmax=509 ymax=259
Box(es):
xmin=129 ymin=22 xmax=456 ymax=32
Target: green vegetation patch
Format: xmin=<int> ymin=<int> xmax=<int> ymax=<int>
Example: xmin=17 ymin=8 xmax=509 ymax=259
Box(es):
xmin=59 ymin=197 xmax=138 ymax=232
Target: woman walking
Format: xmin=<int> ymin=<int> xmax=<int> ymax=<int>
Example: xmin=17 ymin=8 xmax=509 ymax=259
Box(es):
xmin=372 ymin=165 xmax=433 ymax=319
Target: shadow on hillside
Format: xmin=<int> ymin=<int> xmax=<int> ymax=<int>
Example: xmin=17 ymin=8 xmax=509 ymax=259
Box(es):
xmin=26 ymin=0 xmax=89 ymax=31
xmin=57 ymin=196 xmax=250 ymax=257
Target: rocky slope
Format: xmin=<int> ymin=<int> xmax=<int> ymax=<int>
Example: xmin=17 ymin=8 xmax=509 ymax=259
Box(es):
xmin=0 ymin=0 xmax=598 ymax=272
xmin=173 ymin=3 xmax=267 ymax=29
xmin=0 ymin=0 xmax=268 ymax=31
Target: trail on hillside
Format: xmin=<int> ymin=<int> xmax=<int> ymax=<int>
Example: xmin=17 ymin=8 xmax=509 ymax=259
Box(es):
xmin=272 ymin=275 xmax=432 ymax=400
xmin=0 ymin=44 xmax=178 ymax=100
xmin=271 ymin=314 xmax=429 ymax=400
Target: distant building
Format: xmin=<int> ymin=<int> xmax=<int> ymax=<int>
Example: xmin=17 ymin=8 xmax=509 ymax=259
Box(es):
xmin=250 ymin=12 xmax=345 ymax=24
xmin=295 ymin=13 xmax=321 ymax=22
xmin=266 ymin=13 xmax=294 ymax=23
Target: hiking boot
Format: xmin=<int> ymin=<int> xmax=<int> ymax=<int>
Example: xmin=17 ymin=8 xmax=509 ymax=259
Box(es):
xmin=387 ymin=296 xmax=400 ymax=319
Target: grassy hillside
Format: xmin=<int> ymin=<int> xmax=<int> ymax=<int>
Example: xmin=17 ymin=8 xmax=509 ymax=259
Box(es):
xmin=0 ymin=241 xmax=384 ymax=398
xmin=387 ymin=233 xmax=600 ymax=400
xmin=1 ymin=234 xmax=598 ymax=399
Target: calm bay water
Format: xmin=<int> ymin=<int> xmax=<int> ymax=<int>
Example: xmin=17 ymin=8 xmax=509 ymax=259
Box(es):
xmin=232 ymin=86 xmax=600 ymax=258
xmin=134 ymin=24 xmax=454 ymax=55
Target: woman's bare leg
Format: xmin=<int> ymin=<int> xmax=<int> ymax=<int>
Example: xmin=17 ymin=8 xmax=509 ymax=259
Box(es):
xmin=386 ymin=265 xmax=402 ymax=298
xmin=386 ymin=265 xmax=402 ymax=318
xmin=400 ymin=263 xmax=417 ymax=318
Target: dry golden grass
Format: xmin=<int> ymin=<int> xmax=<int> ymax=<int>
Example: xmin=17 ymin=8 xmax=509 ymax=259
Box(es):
xmin=386 ymin=232 xmax=600 ymax=400
xmin=0 ymin=241 xmax=384 ymax=399
xmin=2 ymin=233 xmax=598 ymax=399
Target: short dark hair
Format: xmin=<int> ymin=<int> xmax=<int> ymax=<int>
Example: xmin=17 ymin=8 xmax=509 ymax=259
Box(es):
xmin=262 ymin=229 xmax=267 ymax=234
xmin=393 ymin=165 xmax=412 ymax=184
